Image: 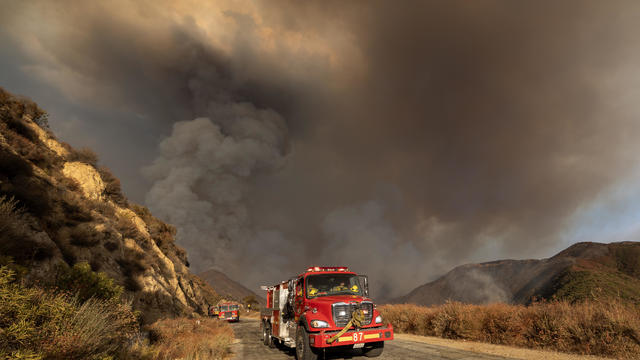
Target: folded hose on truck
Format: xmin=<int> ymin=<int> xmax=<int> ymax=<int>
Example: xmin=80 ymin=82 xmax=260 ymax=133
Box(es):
xmin=327 ymin=308 xmax=365 ymax=344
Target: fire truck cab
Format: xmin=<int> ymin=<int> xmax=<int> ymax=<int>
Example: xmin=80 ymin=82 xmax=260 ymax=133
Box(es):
xmin=260 ymin=266 xmax=393 ymax=360
xmin=218 ymin=302 xmax=240 ymax=322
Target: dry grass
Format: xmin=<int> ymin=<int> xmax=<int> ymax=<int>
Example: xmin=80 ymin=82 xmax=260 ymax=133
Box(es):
xmin=380 ymin=300 xmax=640 ymax=359
xmin=146 ymin=317 xmax=234 ymax=360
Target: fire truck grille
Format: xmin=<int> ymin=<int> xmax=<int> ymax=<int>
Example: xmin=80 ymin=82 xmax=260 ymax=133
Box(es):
xmin=332 ymin=302 xmax=373 ymax=327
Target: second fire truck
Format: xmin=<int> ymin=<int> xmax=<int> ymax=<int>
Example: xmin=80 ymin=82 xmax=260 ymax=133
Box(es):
xmin=217 ymin=302 xmax=240 ymax=322
xmin=260 ymin=266 xmax=393 ymax=359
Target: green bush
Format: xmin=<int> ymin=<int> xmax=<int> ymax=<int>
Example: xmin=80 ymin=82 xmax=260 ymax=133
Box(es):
xmin=0 ymin=266 xmax=138 ymax=360
xmin=55 ymin=262 xmax=123 ymax=303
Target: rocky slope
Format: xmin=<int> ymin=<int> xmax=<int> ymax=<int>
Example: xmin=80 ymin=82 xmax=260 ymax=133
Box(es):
xmin=0 ymin=87 xmax=218 ymax=322
xmin=199 ymin=268 xmax=266 ymax=306
xmin=396 ymin=241 xmax=640 ymax=306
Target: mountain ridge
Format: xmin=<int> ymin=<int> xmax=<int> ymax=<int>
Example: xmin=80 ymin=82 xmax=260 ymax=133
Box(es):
xmin=198 ymin=268 xmax=266 ymax=306
xmin=395 ymin=241 xmax=640 ymax=306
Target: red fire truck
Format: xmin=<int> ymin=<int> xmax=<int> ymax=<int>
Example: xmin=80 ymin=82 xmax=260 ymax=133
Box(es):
xmin=217 ymin=302 xmax=240 ymax=322
xmin=208 ymin=305 xmax=220 ymax=317
xmin=260 ymin=266 xmax=393 ymax=359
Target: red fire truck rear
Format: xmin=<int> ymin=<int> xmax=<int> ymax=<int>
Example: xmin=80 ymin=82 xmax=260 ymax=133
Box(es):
xmin=260 ymin=266 xmax=393 ymax=359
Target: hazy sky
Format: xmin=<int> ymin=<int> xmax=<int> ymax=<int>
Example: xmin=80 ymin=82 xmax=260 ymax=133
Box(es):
xmin=2 ymin=0 xmax=640 ymax=299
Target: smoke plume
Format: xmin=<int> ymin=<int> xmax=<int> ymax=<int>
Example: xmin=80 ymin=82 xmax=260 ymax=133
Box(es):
xmin=3 ymin=1 xmax=640 ymax=298
xmin=142 ymin=101 xmax=289 ymax=274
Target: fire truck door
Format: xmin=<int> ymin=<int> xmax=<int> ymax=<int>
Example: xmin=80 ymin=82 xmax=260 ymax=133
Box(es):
xmin=294 ymin=277 xmax=304 ymax=321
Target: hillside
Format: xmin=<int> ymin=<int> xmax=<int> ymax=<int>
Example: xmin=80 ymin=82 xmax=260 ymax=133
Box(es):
xmin=0 ymin=87 xmax=219 ymax=323
xmin=199 ymin=268 xmax=266 ymax=306
xmin=396 ymin=241 xmax=640 ymax=306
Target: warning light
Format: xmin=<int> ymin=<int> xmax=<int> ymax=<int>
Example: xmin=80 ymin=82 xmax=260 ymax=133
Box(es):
xmin=305 ymin=266 xmax=350 ymax=272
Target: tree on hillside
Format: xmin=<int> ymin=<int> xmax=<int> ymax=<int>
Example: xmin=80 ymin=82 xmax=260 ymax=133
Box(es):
xmin=243 ymin=295 xmax=259 ymax=310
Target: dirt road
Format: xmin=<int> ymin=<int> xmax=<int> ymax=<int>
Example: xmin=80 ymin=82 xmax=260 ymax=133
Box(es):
xmin=230 ymin=318 xmax=514 ymax=360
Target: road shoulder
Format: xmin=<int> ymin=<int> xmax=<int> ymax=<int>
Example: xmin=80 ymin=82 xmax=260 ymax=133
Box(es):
xmin=395 ymin=333 xmax=610 ymax=360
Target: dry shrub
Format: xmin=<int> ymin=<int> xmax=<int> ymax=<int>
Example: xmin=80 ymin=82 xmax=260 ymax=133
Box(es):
xmin=59 ymin=244 xmax=78 ymax=266
xmin=104 ymin=240 xmax=120 ymax=252
xmin=0 ymin=89 xmax=54 ymax=170
xmin=97 ymin=166 xmax=127 ymax=206
xmin=0 ymin=148 xmax=33 ymax=179
xmin=68 ymin=147 xmax=98 ymax=166
xmin=11 ymin=133 xmax=60 ymax=170
xmin=60 ymin=191 xmax=94 ymax=223
xmin=116 ymin=214 xmax=146 ymax=244
xmin=131 ymin=203 xmax=177 ymax=249
xmin=380 ymin=300 xmax=640 ymax=358
xmin=1 ymin=174 xmax=51 ymax=217
xmin=147 ymin=317 xmax=233 ymax=360
xmin=123 ymin=276 xmax=143 ymax=292
xmin=59 ymin=176 xmax=81 ymax=193
xmin=68 ymin=224 xmax=102 ymax=247
xmin=117 ymin=247 xmax=148 ymax=276
xmin=0 ymin=196 xmax=55 ymax=264
xmin=88 ymin=198 xmax=116 ymax=218
xmin=117 ymin=247 xmax=148 ymax=292
xmin=479 ymin=303 xmax=521 ymax=344
xmin=0 ymin=99 xmax=39 ymax=142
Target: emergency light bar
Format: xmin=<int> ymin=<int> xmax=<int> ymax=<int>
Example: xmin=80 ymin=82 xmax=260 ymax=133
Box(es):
xmin=305 ymin=266 xmax=349 ymax=272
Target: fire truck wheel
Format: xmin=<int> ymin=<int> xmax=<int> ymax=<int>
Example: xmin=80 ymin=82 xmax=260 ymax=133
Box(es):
xmin=262 ymin=322 xmax=271 ymax=346
xmin=363 ymin=341 xmax=384 ymax=357
xmin=295 ymin=325 xmax=318 ymax=360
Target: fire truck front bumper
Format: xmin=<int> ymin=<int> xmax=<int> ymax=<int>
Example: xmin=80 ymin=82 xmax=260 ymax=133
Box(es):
xmin=309 ymin=324 xmax=393 ymax=348
xmin=219 ymin=312 xmax=239 ymax=321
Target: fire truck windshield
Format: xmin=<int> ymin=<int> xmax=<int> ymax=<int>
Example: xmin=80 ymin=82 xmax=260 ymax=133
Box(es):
xmin=306 ymin=273 xmax=363 ymax=298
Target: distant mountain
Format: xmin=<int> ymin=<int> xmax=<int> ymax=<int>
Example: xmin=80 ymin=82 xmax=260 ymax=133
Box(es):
xmin=199 ymin=269 xmax=266 ymax=306
xmin=395 ymin=241 xmax=640 ymax=306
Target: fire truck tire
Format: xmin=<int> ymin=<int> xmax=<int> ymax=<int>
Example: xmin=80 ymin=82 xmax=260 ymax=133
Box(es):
xmin=265 ymin=323 xmax=276 ymax=348
xmin=295 ymin=325 xmax=318 ymax=360
xmin=262 ymin=321 xmax=271 ymax=346
xmin=363 ymin=341 xmax=384 ymax=357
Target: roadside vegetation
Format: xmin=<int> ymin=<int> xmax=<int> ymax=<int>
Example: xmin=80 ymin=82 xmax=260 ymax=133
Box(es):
xmin=0 ymin=265 xmax=138 ymax=359
xmin=0 ymin=263 xmax=234 ymax=359
xmin=145 ymin=318 xmax=234 ymax=360
xmin=0 ymin=88 xmax=232 ymax=359
xmin=380 ymin=299 xmax=640 ymax=359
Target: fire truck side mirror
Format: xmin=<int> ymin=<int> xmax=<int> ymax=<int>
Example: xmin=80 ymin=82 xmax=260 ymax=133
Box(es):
xmin=358 ymin=275 xmax=369 ymax=297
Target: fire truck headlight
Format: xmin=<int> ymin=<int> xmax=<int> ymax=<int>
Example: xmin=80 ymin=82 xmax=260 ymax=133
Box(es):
xmin=375 ymin=315 xmax=383 ymax=324
xmin=310 ymin=320 xmax=329 ymax=328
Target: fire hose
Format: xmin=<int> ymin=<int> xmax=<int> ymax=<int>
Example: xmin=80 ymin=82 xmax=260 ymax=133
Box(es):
xmin=327 ymin=308 xmax=365 ymax=344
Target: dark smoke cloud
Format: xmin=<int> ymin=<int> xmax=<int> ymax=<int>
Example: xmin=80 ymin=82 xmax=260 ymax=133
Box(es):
xmin=3 ymin=1 xmax=640 ymax=299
